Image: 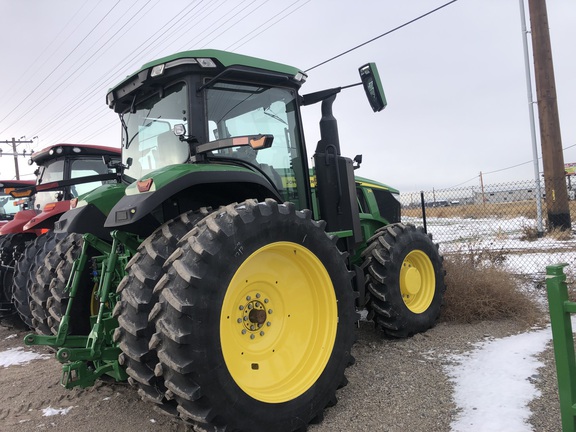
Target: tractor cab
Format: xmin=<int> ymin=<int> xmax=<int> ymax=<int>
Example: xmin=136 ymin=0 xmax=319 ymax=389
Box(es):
xmin=0 ymin=180 xmax=35 ymax=226
xmin=3 ymin=143 xmax=121 ymax=234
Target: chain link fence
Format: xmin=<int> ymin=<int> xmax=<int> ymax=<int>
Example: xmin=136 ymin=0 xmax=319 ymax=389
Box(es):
xmin=400 ymin=178 xmax=576 ymax=277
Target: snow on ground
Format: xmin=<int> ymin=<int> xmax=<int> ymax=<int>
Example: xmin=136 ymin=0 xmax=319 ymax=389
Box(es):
xmin=446 ymin=327 xmax=552 ymax=432
xmin=403 ymin=214 xmax=576 ymax=431
xmin=0 ymin=347 xmax=50 ymax=367
xmin=42 ymin=406 xmax=75 ymax=417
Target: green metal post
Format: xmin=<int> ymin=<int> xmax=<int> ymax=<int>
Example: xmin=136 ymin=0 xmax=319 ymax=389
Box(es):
xmin=546 ymin=263 xmax=576 ymax=432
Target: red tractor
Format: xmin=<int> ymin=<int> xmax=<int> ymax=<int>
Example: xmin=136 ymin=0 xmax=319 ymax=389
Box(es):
xmin=0 ymin=143 xmax=120 ymax=326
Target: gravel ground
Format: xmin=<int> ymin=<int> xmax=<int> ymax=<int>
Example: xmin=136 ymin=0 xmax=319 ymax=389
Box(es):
xmin=0 ymin=317 xmax=562 ymax=432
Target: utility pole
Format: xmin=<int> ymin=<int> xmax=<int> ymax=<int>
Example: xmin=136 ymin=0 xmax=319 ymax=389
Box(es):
xmin=479 ymin=171 xmax=486 ymax=206
xmin=519 ymin=0 xmax=544 ymax=236
xmin=0 ymin=137 xmax=33 ymax=180
xmin=527 ymin=0 xmax=571 ymax=230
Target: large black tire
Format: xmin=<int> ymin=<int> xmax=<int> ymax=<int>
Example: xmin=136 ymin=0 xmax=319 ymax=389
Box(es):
xmin=0 ymin=233 xmax=36 ymax=317
xmin=113 ymin=208 xmax=209 ymax=416
xmin=150 ymin=199 xmax=355 ymax=432
xmin=30 ymin=233 xmax=79 ymax=335
xmin=44 ymin=233 xmax=97 ymax=335
xmin=362 ymin=222 xmax=446 ymax=338
xmin=12 ymin=231 xmax=56 ymax=329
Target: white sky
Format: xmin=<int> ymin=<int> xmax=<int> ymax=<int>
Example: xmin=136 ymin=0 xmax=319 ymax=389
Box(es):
xmin=1 ymin=0 xmax=575 ymax=193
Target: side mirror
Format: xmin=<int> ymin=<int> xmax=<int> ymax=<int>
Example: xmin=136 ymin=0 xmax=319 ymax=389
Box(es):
xmin=359 ymin=63 xmax=387 ymax=112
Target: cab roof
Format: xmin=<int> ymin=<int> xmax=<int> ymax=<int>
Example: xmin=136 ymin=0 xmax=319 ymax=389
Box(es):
xmin=31 ymin=143 xmax=120 ymax=165
xmin=109 ymin=49 xmax=307 ymax=96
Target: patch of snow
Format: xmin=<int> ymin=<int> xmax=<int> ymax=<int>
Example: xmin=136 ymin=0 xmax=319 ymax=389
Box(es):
xmin=4 ymin=333 xmax=17 ymax=340
xmin=447 ymin=316 xmax=576 ymax=431
xmin=0 ymin=347 xmax=50 ymax=367
xmin=42 ymin=406 xmax=74 ymax=417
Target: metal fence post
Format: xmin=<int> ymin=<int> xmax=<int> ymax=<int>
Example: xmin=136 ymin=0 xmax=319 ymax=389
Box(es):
xmin=546 ymin=263 xmax=576 ymax=432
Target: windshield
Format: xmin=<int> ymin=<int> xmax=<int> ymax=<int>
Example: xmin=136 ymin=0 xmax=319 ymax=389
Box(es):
xmin=0 ymin=192 xmax=26 ymax=220
xmin=34 ymin=157 xmax=115 ymax=211
xmin=121 ymin=82 xmax=190 ymax=181
xmin=206 ymin=83 xmax=306 ymax=206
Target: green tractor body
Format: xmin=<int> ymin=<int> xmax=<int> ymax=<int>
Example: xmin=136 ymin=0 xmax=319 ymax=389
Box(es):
xmin=25 ymin=49 xmax=445 ymax=432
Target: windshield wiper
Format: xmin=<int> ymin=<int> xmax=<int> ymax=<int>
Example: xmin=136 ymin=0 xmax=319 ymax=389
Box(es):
xmin=263 ymin=108 xmax=287 ymax=125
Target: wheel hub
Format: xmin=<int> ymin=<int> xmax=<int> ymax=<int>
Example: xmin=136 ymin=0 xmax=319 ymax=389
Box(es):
xmin=403 ymin=265 xmax=422 ymax=295
xmin=237 ymin=293 xmax=272 ymax=338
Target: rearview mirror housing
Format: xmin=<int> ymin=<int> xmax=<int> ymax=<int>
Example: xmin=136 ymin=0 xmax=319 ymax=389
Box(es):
xmin=359 ymin=63 xmax=387 ymax=112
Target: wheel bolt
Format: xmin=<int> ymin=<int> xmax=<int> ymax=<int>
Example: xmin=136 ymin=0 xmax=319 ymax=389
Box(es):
xmin=264 ymin=299 xmax=269 ymax=303
xmin=250 ymin=325 xmax=255 ymax=330
xmin=237 ymin=318 xmax=242 ymax=323
xmin=244 ymin=316 xmax=248 ymax=321
xmin=250 ymin=334 xmax=255 ymax=340
xmin=268 ymin=309 xmax=273 ymax=314
xmin=256 ymin=293 xmax=261 ymax=298
xmin=260 ymin=331 xmax=265 ymax=336
xmin=248 ymin=304 xmax=253 ymax=309
xmin=266 ymin=322 xmax=271 ymax=327
xmin=242 ymin=329 xmax=247 ymax=334
xmin=239 ymin=305 xmax=244 ymax=310
xmin=246 ymin=296 xmax=251 ymax=301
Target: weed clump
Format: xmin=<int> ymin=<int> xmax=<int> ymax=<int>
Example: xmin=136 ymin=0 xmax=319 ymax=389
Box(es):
xmin=440 ymin=254 xmax=543 ymax=326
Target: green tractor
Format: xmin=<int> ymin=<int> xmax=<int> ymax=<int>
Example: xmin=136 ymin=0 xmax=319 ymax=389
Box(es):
xmin=26 ymin=49 xmax=446 ymax=432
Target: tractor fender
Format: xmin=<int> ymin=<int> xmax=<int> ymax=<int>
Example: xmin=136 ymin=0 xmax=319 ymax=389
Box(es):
xmin=0 ymin=210 xmax=39 ymax=235
xmin=104 ymin=168 xmax=281 ymax=233
xmin=23 ymin=200 xmax=71 ymax=231
xmin=53 ymin=204 xmax=113 ymax=241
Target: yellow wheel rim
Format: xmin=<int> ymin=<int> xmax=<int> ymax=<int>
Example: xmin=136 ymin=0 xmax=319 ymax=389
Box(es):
xmin=220 ymin=241 xmax=338 ymax=403
xmin=400 ymin=250 xmax=435 ymax=314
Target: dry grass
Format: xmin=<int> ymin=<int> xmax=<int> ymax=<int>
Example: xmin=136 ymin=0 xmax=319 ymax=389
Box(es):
xmin=440 ymin=255 xmax=543 ymax=326
xmin=403 ymin=199 xmax=576 ymax=223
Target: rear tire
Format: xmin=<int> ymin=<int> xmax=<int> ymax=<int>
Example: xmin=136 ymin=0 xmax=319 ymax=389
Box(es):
xmin=113 ymin=208 xmax=209 ymax=416
xmin=362 ymin=223 xmax=446 ymax=337
xmin=45 ymin=233 xmax=97 ymax=335
xmin=30 ymin=233 xmax=79 ymax=335
xmin=12 ymin=232 xmax=55 ymax=329
xmin=151 ymin=199 xmax=355 ymax=432
xmin=0 ymin=233 xmax=36 ymax=319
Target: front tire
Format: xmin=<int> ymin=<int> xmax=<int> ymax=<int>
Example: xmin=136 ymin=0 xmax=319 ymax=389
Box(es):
xmin=151 ymin=199 xmax=355 ymax=432
xmin=362 ymin=223 xmax=446 ymax=337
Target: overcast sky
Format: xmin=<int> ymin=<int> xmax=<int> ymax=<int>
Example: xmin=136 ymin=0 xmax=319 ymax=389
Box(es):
xmin=1 ymin=0 xmax=575 ymax=194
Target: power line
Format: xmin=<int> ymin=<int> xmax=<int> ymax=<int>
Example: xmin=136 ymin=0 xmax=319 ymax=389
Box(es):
xmin=447 ymin=142 xmax=576 ymax=189
xmin=0 ymin=0 xmax=123 ymax=135
xmin=304 ymin=0 xmax=459 ymax=72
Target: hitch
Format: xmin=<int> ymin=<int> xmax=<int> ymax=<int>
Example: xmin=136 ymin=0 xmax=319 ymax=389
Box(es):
xmin=24 ymin=230 xmax=139 ymax=388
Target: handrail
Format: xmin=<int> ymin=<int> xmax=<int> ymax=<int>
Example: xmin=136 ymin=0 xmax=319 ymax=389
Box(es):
xmin=546 ymin=264 xmax=576 ymax=432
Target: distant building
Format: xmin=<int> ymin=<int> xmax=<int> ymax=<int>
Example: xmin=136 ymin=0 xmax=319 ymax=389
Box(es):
xmin=474 ymin=187 xmax=540 ymax=204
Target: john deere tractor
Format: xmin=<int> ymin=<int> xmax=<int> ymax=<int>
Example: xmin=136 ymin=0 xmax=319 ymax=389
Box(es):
xmin=25 ymin=49 xmax=446 ymax=432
